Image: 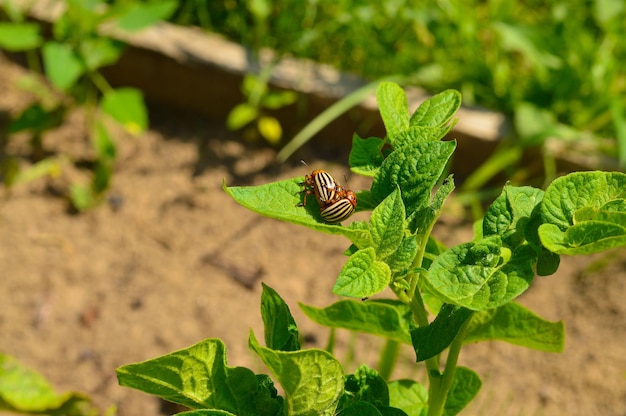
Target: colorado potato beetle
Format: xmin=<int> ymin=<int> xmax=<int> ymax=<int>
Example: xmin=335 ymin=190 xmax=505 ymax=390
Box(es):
xmin=320 ymin=190 xmax=357 ymax=223
xmin=299 ymin=167 xmax=357 ymax=223
xmin=300 ymin=169 xmax=342 ymax=206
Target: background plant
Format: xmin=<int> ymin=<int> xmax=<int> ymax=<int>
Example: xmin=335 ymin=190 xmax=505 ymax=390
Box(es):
xmin=175 ymin=0 xmax=626 ymax=190
xmin=0 ymin=353 xmax=108 ymax=415
xmin=116 ymin=82 xmax=626 ymax=415
xmin=0 ymin=0 xmax=176 ymax=210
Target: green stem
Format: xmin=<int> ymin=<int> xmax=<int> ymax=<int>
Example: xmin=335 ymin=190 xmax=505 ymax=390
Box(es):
xmin=426 ymin=316 xmax=472 ymax=416
xmin=90 ymin=71 xmax=112 ymax=96
xmin=378 ymin=339 xmax=400 ymax=380
xmin=324 ymin=327 xmax=336 ymax=354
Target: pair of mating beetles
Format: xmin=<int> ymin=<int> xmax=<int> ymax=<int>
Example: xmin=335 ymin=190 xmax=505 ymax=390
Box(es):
xmin=299 ymin=168 xmax=357 ymax=223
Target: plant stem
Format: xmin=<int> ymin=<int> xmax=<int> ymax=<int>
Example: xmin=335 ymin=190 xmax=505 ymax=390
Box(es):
xmin=324 ymin=327 xmax=336 ymax=354
xmin=426 ymin=316 xmax=472 ymax=416
xmin=378 ymin=339 xmax=400 ymax=380
xmin=90 ymin=71 xmax=112 ymax=95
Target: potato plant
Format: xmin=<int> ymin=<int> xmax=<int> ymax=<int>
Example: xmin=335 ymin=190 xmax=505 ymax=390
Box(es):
xmin=116 ymin=82 xmax=626 ymax=416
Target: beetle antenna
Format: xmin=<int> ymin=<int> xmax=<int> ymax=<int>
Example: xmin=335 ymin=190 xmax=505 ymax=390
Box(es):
xmin=300 ymin=160 xmax=310 ymax=169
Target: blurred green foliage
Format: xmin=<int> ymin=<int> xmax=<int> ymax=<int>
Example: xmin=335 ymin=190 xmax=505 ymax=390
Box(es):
xmin=174 ymin=0 xmax=626 ymax=164
xmin=0 ymin=0 xmax=173 ymax=210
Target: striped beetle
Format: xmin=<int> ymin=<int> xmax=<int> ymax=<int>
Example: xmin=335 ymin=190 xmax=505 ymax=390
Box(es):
xmin=319 ymin=190 xmax=357 ymax=223
xmin=299 ymin=168 xmax=357 ymax=223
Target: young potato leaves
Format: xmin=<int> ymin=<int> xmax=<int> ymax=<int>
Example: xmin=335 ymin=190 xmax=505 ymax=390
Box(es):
xmin=333 ymin=247 xmax=391 ymax=298
xmin=117 ymin=338 xmax=278 ymax=414
xmin=223 ymin=178 xmax=371 ymax=248
xmin=388 ymin=380 xmax=428 ymax=416
xmin=299 ymin=299 xmax=412 ymax=344
xmin=424 ymin=236 xmax=535 ymax=311
xmin=410 ymin=304 xmax=473 ymax=362
xmin=340 ymin=364 xmax=411 ymax=415
xmin=464 ymin=302 xmax=564 ymax=352
xmin=376 ymin=82 xmax=411 ymax=141
xmin=371 ymin=141 xmax=456 ymax=213
xmin=349 ymin=134 xmax=385 ymax=177
xmin=343 ymin=365 xmax=390 ymax=408
xmin=261 ymin=283 xmax=300 ymax=352
xmin=385 ymin=234 xmax=419 ymax=276
xmin=409 ymin=174 xmax=455 ymax=234
xmin=375 ymin=82 xmax=461 ymax=148
xmin=483 ymin=185 xmax=544 ymax=249
xmin=391 ymin=125 xmax=453 ymax=150
xmin=538 ymin=171 xmax=626 ymax=254
xmin=444 ymin=367 xmax=481 ymax=416
xmin=248 ymin=332 xmax=343 ymax=416
xmin=540 ymin=171 xmax=626 ymax=229
xmin=370 ymin=187 xmax=406 ymax=258
xmin=409 ymin=90 xmax=462 ymax=129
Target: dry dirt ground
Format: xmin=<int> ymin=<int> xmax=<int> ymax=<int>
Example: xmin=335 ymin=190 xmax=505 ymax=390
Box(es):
xmin=1 ymin=55 xmax=625 ymax=416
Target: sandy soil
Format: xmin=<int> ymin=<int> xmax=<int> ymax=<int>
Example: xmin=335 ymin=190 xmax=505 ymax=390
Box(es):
xmin=1 ymin=55 xmax=625 ymax=416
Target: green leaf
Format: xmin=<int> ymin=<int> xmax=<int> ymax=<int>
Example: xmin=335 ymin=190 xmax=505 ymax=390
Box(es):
xmin=177 ymin=410 xmax=236 ymax=416
xmin=385 ymin=234 xmax=419 ymax=275
xmin=443 ymin=367 xmax=481 ymax=416
xmin=116 ymin=0 xmax=178 ymax=31
xmin=409 ymin=90 xmax=462 ymax=128
xmin=70 ymin=184 xmax=96 ymax=211
xmin=300 ymin=299 xmax=412 ymax=344
xmin=257 ymin=116 xmax=282 ymax=145
xmin=524 ymin=207 xmax=560 ymax=276
xmin=371 ymin=141 xmax=456 ymax=213
xmin=464 ymin=302 xmax=564 ymax=352
xmin=5 ymin=157 xmax=63 ymax=187
xmin=483 ymin=185 xmax=544 ymax=249
xmin=410 ymin=305 xmax=473 ymax=362
xmin=540 ymin=171 xmax=626 ymax=229
xmin=93 ymin=121 xmax=116 ymax=161
xmin=376 ymin=82 xmax=410 ymax=141
xmin=344 ymin=365 xmax=389 ymax=407
xmin=392 ymin=125 xmax=452 ymax=149
xmin=8 ymin=103 xmax=65 ymax=133
xmin=539 ymin=171 xmax=626 ymax=254
xmin=0 ymin=22 xmax=42 ymax=51
xmin=261 ymin=90 xmax=297 ymax=110
xmin=349 ymin=134 xmax=385 ymax=177
xmin=370 ymin=187 xmax=405 ymax=258
xmin=539 ymin=222 xmax=626 ymax=255
xmin=424 ymin=236 xmax=535 ymax=311
xmin=79 ymin=37 xmax=125 ymax=71
xmin=117 ymin=338 xmax=269 ymax=413
xmin=0 ymin=353 xmax=90 ymax=413
xmin=42 ymin=41 xmax=85 ymax=91
xmin=227 ymin=103 xmax=259 ymax=130
xmin=261 ymin=283 xmax=300 ymax=352
xmin=410 ymin=174 xmax=455 ymax=234
xmin=92 ymin=160 xmax=113 ymax=194
xmin=388 ymin=380 xmax=428 ymax=416
xmin=224 ymin=178 xmax=372 ymax=247
xmin=338 ymin=401 xmax=383 ymax=415
xmin=100 ymin=88 xmax=148 ymax=135
xmin=333 ymin=248 xmax=391 ymax=298
xmin=354 ymin=190 xmax=378 ymax=211
xmin=249 ymin=332 xmax=343 ymax=416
